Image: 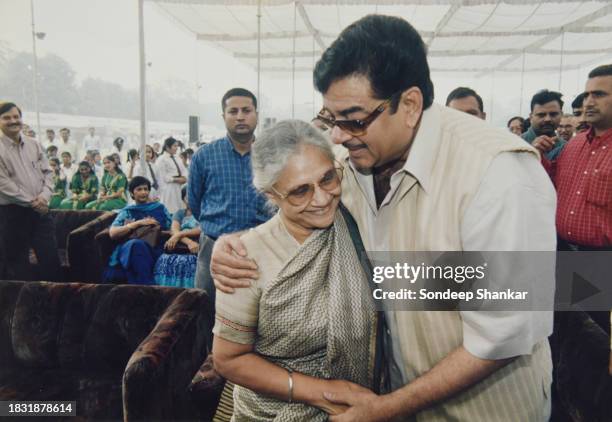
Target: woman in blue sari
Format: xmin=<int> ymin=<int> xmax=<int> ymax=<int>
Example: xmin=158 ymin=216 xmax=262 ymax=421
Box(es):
xmin=104 ymin=176 xmax=172 ymax=284
xmin=154 ymin=186 xmax=201 ymax=287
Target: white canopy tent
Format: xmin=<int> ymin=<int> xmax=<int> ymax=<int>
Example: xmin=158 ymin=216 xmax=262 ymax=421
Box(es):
xmin=135 ymin=0 xmax=612 ymax=141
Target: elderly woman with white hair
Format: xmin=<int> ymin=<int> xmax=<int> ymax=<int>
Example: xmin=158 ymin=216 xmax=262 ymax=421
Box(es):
xmin=211 ymin=120 xmax=383 ymax=421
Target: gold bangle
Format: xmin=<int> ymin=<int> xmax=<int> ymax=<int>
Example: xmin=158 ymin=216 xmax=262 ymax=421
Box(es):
xmin=287 ymin=369 xmax=294 ymax=403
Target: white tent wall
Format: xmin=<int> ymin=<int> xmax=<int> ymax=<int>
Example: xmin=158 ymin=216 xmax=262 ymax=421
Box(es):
xmin=148 ymin=0 xmax=612 ymax=127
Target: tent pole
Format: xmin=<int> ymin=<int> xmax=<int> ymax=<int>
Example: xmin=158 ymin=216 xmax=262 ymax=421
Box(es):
xmin=558 ymin=30 xmax=565 ymax=91
xmin=30 ymin=0 xmax=41 ymax=142
xmin=257 ymin=0 xmax=262 ymax=132
xmin=489 ymin=70 xmax=495 ymax=122
xmin=291 ymin=1 xmax=297 ymax=119
xmin=312 ymin=35 xmax=315 ymax=117
xmin=519 ymin=50 xmax=526 ymax=116
xmin=138 ymin=0 xmax=147 ymax=170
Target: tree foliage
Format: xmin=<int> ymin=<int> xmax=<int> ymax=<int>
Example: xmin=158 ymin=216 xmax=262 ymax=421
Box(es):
xmin=0 ymin=51 xmax=206 ymax=123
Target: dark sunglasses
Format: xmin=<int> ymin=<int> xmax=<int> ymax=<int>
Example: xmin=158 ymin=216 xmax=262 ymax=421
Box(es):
xmin=316 ymin=98 xmax=391 ymax=137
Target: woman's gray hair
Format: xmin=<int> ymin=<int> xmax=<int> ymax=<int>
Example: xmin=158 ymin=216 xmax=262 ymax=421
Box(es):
xmin=251 ymin=119 xmax=334 ymax=192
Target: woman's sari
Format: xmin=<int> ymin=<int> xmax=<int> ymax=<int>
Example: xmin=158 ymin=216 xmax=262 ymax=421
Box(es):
xmin=230 ymin=205 xmax=385 ymax=421
xmin=59 ymin=173 xmax=99 ymax=209
xmin=104 ymin=201 xmax=172 ymax=284
xmin=85 ymin=171 xmax=128 ymax=211
xmin=153 ymin=209 xmax=199 ymax=288
xmin=49 ymin=173 xmax=66 ymax=209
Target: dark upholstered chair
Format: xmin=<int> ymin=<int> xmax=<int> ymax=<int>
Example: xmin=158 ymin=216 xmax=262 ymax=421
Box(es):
xmin=28 ymin=210 xmax=116 ymax=282
xmin=64 ymin=211 xmax=117 ymax=282
xmin=0 ymin=280 xmax=218 ymax=421
xmin=550 ymin=311 xmax=612 ymax=421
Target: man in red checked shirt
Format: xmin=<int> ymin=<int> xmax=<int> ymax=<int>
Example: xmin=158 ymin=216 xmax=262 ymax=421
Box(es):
xmin=534 ymin=64 xmax=612 ymax=335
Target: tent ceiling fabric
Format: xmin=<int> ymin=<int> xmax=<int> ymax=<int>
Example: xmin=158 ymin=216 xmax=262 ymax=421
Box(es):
xmin=149 ymin=0 xmax=612 ymax=74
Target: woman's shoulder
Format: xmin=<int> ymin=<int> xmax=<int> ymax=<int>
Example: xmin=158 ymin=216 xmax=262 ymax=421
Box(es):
xmin=240 ymin=214 xmax=280 ymax=246
xmin=239 ymin=214 xmax=299 ymax=273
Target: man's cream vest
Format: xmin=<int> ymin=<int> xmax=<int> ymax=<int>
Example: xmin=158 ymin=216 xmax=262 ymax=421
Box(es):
xmin=340 ymin=104 xmax=552 ymax=421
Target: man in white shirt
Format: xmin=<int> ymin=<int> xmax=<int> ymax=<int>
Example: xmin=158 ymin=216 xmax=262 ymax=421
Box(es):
xmin=59 ymin=151 xmax=78 ymax=194
xmin=210 ymin=15 xmax=555 ymax=422
xmin=82 ymin=127 xmax=101 ymax=153
xmin=57 ymin=128 xmax=80 ymax=163
xmin=43 ymin=129 xmax=58 ymax=150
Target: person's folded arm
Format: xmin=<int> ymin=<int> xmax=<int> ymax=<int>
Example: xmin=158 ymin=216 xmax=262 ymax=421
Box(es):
xmin=178 ymin=227 xmax=201 ymax=240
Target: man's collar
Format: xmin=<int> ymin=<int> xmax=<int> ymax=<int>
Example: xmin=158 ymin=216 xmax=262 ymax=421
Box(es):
xmin=342 ymin=105 xmax=440 ymax=193
xmin=587 ymin=126 xmax=612 ymax=142
xmin=399 ymin=103 xmax=441 ymax=194
xmin=1 ymin=132 xmax=23 ymax=147
xmin=224 ymin=133 xmax=254 ymax=155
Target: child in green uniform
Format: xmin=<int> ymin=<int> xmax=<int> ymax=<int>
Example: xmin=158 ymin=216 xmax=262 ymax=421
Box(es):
xmin=59 ymin=161 xmax=99 ymax=210
xmin=48 ymin=157 xmax=66 ymax=209
xmin=86 ymin=155 xmax=128 ymax=211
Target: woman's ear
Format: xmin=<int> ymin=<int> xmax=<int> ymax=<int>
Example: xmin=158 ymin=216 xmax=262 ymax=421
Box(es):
xmin=265 ymin=191 xmax=282 ymax=208
xmin=398 ymin=87 xmax=424 ymax=129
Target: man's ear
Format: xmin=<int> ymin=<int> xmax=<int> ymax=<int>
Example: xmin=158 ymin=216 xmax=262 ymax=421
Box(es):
xmin=398 ymin=87 xmax=423 ymax=129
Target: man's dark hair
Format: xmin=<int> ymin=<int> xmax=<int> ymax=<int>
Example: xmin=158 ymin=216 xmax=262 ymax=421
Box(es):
xmin=60 ymin=151 xmax=72 ymax=158
xmin=128 ymin=176 xmax=151 ymax=194
xmin=588 ymin=64 xmax=612 ymax=79
xmin=113 ymin=137 xmax=124 ymax=149
xmin=314 ymin=15 xmax=434 ymax=112
xmin=445 ymin=87 xmax=483 ymax=112
xmin=46 ymin=145 xmax=58 ymax=153
xmin=0 ymin=102 xmax=22 ymax=116
xmin=46 ymin=128 xmax=55 ymax=134
xmin=163 ymin=136 xmax=178 ymax=152
xmin=60 ymin=127 xmax=70 ymax=133
xmin=571 ymin=92 xmax=585 ymax=109
xmin=221 ymin=88 xmax=257 ymax=112
xmin=530 ymin=90 xmax=564 ymax=112
xmin=127 ymin=148 xmax=138 ymax=162
xmin=507 ymin=116 xmax=525 ymax=129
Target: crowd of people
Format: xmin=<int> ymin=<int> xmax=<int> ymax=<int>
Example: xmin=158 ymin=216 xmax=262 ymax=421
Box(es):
xmin=0 ymin=12 xmax=611 ymax=421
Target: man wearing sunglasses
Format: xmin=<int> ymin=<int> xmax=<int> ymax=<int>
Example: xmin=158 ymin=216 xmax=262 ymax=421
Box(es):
xmin=211 ymin=15 xmax=556 ymax=422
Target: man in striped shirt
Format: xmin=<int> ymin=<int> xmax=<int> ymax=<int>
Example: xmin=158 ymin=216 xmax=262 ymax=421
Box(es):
xmin=0 ymin=102 xmax=61 ymax=281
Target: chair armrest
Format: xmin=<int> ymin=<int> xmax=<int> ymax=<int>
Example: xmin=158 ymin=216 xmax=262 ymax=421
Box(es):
xmin=553 ymin=311 xmax=612 ymax=421
xmin=51 ymin=209 xmax=108 ymax=249
xmin=123 ymin=289 xmax=214 ymax=421
xmin=95 ymin=228 xmax=119 ymax=268
xmin=67 ymin=212 xmax=116 ymax=282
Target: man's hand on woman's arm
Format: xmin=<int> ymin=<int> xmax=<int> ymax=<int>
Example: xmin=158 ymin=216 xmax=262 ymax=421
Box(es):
xmin=326 ymin=346 xmax=514 ymax=422
xmin=210 ymin=233 xmax=259 ymax=293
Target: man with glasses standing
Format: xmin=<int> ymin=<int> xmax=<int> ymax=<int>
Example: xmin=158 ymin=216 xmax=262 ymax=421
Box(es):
xmin=188 ymin=88 xmax=272 ymax=301
xmin=211 ymin=15 xmax=556 ymax=421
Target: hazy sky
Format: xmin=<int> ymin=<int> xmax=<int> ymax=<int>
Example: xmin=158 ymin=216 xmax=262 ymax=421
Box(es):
xmin=2 ymin=0 xmax=609 ymax=127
